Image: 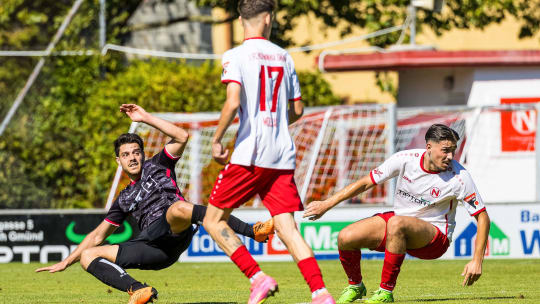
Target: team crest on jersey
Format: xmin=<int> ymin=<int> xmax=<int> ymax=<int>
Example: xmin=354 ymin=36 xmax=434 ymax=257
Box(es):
xmin=373 ymin=168 xmax=383 ymax=177
xmin=464 ymin=193 xmax=478 ymax=209
xmin=430 ymin=187 xmax=441 ymax=198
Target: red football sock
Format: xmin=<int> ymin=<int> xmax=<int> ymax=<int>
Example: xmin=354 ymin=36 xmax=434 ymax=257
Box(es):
xmin=380 ymin=249 xmax=405 ymax=291
xmin=231 ymin=245 xmax=261 ymax=279
xmin=297 ymin=257 xmax=325 ymax=292
xmin=339 ymin=249 xmax=363 ymax=285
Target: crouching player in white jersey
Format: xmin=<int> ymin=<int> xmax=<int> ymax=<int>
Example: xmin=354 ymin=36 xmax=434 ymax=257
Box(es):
xmin=202 ymin=1 xmax=335 ymax=304
xmin=304 ymin=124 xmax=490 ymax=303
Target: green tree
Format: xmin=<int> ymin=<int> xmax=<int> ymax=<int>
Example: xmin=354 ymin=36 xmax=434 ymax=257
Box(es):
xmin=0 ymin=56 xmax=342 ymax=208
xmin=195 ymin=0 xmax=540 ymax=47
xmin=0 ymin=0 xmax=343 ymax=209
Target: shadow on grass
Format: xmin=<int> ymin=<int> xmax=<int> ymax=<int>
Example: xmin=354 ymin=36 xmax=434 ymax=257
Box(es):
xmin=405 ymin=296 xmax=521 ymax=302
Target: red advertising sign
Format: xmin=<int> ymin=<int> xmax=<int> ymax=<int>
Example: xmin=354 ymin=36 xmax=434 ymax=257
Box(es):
xmin=500 ymin=97 xmax=539 ymax=152
xmin=266 ymin=234 xmax=289 ymax=255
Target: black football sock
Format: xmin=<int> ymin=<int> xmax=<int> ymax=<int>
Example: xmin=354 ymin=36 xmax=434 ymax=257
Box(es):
xmin=86 ymin=257 xmax=144 ymax=292
xmin=191 ymin=204 xmax=255 ymax=239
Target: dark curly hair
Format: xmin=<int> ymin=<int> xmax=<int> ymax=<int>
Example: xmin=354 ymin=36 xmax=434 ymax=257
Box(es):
xmin=114 ymin=133 xmax=144 ymax=157
xmin=425 ymin=124 xmax=460 ymax=143
xmin=238 ymin=0 xmax=275 ymax=19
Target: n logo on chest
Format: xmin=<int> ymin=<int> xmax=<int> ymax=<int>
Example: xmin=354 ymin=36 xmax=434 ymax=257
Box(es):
xmin=430 ymin=187 xmax=441 ymax=198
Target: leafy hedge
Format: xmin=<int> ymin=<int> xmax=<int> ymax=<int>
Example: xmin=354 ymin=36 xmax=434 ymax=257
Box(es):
xmin=0 ymin=57 xmax=342 ymax=208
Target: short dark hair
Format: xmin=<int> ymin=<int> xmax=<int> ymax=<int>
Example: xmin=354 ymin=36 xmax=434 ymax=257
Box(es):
xmin=425 ymin=124 xmax=460 ymax=143
xmin=114 ymin=133 xmax=144 ymax=157
xmin=237 ymin=0 xmax=275 ymax=19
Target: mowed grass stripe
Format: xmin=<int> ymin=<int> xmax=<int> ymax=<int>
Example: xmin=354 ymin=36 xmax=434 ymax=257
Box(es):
xmin=0 ymin=259 xmax=538 ymax=303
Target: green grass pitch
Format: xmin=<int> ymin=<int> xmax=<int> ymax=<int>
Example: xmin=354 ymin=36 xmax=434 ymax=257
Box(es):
xmin=1 ymin=259 xmax=539 ymax=303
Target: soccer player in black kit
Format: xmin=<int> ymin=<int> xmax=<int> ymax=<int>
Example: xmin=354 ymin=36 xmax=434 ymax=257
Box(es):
xmin=36 ymin=104 xmax=274 ymax=304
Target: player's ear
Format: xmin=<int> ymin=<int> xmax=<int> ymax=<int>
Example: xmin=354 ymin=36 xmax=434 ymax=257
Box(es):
xmin=116 ymin=157 xmax=121 ymax=166
xmin=265 ymin=12 xmax=272 ymax=24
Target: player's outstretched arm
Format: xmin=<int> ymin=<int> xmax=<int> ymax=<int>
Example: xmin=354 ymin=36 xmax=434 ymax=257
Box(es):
xmin=35 ymin=221 xmax=117 ymax=273
xmin=212 ymin=83 xmax=241 ymax=165
xmin=120 ymin=103 xmax=189 ymax=158
xmin=461 ymin=210 xmax=490 ymax=286
xmin=288 ymin=99 xmax=304 ymax=125
xmin=303 ymin=175 xmax=375 ymax=220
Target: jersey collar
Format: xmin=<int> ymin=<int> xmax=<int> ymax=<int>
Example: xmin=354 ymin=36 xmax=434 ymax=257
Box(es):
xmin=244 ymin=37 xmax=267 ymax=41
xmin=130 ymin=176 xmax=141 ymax=185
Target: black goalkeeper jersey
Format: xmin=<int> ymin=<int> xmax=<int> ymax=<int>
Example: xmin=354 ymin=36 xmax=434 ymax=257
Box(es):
xmin=105 ymin=148 xmax=185 ymax=231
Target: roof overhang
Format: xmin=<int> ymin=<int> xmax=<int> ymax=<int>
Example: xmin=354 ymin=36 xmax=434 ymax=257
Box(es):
xmin=319 ymin=50 xmax=540 ymax=72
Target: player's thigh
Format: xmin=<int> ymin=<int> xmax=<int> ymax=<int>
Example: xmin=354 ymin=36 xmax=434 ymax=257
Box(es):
xmin=338 ymin=216 xmax=386 ymax=250
xmin=259 ymin=169 xmax=303 ymax=216
xmin=203 ymin=204 xmax=233 ymax=225
xmin=80 ymin=245 xmax=119 ymax=269
xmin=116 ymin=237 xmax=187 ymax=270
xmin=386 ymin=215 xmax=438 ymax=250
xmin=166 ymin=200 xmax=193 ymax=234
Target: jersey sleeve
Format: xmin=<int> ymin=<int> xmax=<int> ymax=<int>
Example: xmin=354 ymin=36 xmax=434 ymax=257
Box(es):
xmin=104 ymin=198 xmax=127 ymax=227
xmin=287 ymin=55 xmax=301 ymax=101
xmin=457 ymin=170 xmax=486 ymax=216
xmin=369 ymin=152 xmax=402 ymax=185
xmin=221 ymin=50 xmax=242 ymax=86
xmin=150 ymin=147 xmax=180 ymax=171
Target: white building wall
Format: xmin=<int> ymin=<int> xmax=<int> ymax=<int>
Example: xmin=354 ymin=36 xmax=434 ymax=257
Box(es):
xmin=466 ymin=69 xmax=540 ymax=202
xmin=397 ymin=67 xmax=540 ymax=203
xmin=398 ymin=68 xmax=474 ymax=107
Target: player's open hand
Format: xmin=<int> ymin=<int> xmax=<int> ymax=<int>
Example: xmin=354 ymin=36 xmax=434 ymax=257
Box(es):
xmin=212 ymin=142 xmax=229 ymax=165
xmin=35 ymin=260 xmax=69 ymax=273
xmin=120 ymin=104 xmax=149 ymax=122
xmin=461 ymin=260 xmax=482 ymax=286
xmin=303 ymin=200 xmax=331 ymax=221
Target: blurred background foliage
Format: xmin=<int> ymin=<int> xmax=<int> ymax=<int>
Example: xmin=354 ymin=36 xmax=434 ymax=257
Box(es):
xmin=0 ymin=0 xmax=342 ymax=208
xmin=2 ymin=0 xmax=537 ymax=208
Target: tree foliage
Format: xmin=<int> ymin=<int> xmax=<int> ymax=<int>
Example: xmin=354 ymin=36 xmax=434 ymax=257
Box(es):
xmin=0 ymin=54 xmax=342 ymax=208
xmin=196 ymin=0 xmax=540 ymax=47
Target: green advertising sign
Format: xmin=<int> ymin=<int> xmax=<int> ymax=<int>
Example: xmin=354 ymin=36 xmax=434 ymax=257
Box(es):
xmin=300 ymin=221 xmax=353 ymax=253
xmin=490 ymin=222 xmax=510 ymax=256
xmin=65 ymin=221 xmax=133 ymax=244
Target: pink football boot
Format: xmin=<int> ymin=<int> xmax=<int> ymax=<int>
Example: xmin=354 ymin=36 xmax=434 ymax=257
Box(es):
xmin=248 ymin=274 xmax=279 ymax=304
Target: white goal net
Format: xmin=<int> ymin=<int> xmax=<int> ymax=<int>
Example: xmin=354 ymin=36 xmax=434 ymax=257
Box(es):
xmin=107 ymin=102 xmax=539 ymax=208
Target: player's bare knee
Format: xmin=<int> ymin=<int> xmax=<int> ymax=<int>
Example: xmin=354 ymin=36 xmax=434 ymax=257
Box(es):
xmin=338 ymin=229 xmax=355 ymax=248
xmin=276 ymin=224 xmax=299 ymax=244
xmin=386 ymin=216 xmax=407 ymax=237
xmin=80 ymin=248 xmax=97 ymax=270
xmin=274 ymin=225 xmax=291 ymax=243
xmin=171 ymin=201 xmax=192 ymax=221
xmin=202 ymin=217 xmax=219 ymax=234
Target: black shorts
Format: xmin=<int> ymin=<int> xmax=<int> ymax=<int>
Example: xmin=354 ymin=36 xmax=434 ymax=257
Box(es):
xmin=115 ymin=209 xmax=195 ymax=270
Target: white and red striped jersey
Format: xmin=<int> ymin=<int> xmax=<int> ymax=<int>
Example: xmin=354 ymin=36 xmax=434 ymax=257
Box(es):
xmin=220 ymin=37 xmax=301 ymax=169
xmin=370 ymin=149 xmax=486 ymax=242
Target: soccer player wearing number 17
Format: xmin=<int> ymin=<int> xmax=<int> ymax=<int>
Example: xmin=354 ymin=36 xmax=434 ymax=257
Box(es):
xmin=202 ymin=1 xmax=335 ymax=304
xmin=304 ymin=124 xmax=490 ymax=303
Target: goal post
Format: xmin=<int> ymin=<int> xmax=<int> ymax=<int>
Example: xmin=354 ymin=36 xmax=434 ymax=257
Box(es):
xmin=106 ymin=103 xmax=539 ymax=210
